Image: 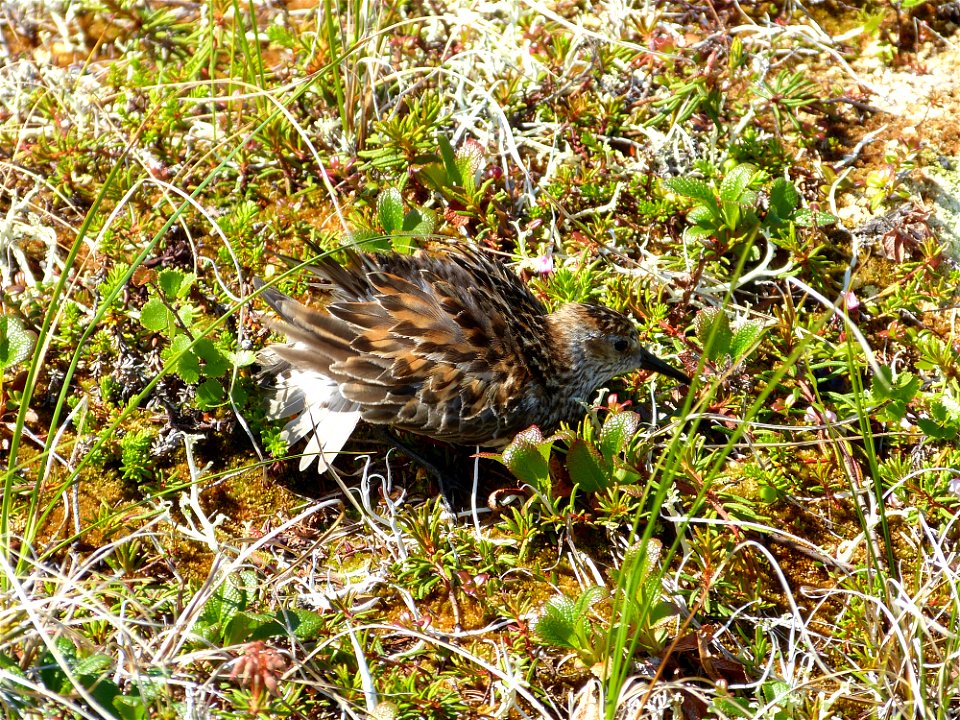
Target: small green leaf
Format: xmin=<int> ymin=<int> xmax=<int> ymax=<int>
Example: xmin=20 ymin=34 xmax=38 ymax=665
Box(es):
xmin=438 ymin=135 xmax=462 ymax=186
xmin=224 ymin=611 xmax=287 ymax=645
xmin=516 ymin=426 xmax=552 ymax=459
xmin=72 ymin=653 xmax=113 ymax=677
xmin=682 ymin=225 xmax=716 ymax=242
xmin=402 ymin=206 xmax=436 ymax=237
xmin=575 ymin=585 xmax=608 ymax=615
xmin=177 ymin=302 xmax=200 ymax=327
xmin=761 ymin=679 xmax=794 ymax=706
xmin=0 ymin=651 xmax=24 ymax=676
xmin=502 ymin=427 xmax=552 ymax=489
xmin=871 ymin=368 xmax=920 ymax=422
xmin=729 ymin=321 xmax=764 ymax=360
xmin=165 ymin=334 xmax=200 ymax=383
xmin=792 ymin=208 xmax=837 ymax=227
xmin=687 ymin=203 xmax=719 ymax=225
xmin=758 ymin=485 xmax=780 ymax=503
xmin=158 ymin=269 xmax=195 ymax=299
xmin=534 ymin=596 xmax=578 ymax=649
xmin=278 ymin=608 xmax=327 ymax=640
xmin=229 ymin=384 xmax=248 ymax=406
xmin=711 ymin=697 xmax=753 ymax=718
xmin=231 ymin=349 xmax=258 ymax=367
xmin=647 ymin=598 xmax=680 ymax=630
xmin=158 ymin=269 xmax=186 ymax=298
xmin=873 ymin=368 xmax=919 ymax=400
xmin=695 ymin=308 xmax=733 ymax=362
xmin=391 ymin=235 xmax=415 ymax=255
xmin=199 ymin=574 xmax=251 ymax=641
xmin=455 ymin=143 xmax=483 ymax=196
xmin=418 ymin=163 xmax=449 ymax=193
xmin=196 ymin=379 xmax=226 ymax=409
xmin=721 ymin=200 xmax=742 ymax=229
xmin=377 ymin=188 xmax=405 ymax=233
xmin=665 ymin=177 xmax=714 ymax=203
xmin=39 ymin=638 xmax=79 ymax=692
xmin=566 ymin=439 xmax=609 ymax=493
xmin=769 ymin=178 xmax=799 ymax=218
xmin=0 ymin=315 xmax=36 ymax=369
xmin=729 ymin=36 xmax=744 ymax=69
xmin=194 ymin=338 xmax=229 ymax=377
xmin=113 ymin=695 xmax=147 ymax=720
xmin=599 ymin=411 xmax=640 ymax=465
xmin=916 ymin=416 xmax=958 ymax=440
xmin=620 ymin=539 xmax=659 ymax=585
xmin=357 ymin=146 xmax=398 ymax=160
xmin=930 ymin=397 xmax=956 ymax=424
xmin=139 ymin=299 xmax=172 ymax=332
xmin=718 ymin=163 xmax=757 ymax=202
xmin=77 ymin=660 xmax=123 ymax=712
xmin=457 ymin=159 xmax=475 ymax=195
xmin=175 ymin=271 xmax=196 ymax=297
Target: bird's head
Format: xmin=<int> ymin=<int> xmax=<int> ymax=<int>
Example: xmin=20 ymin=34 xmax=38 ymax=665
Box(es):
xmin=547 ymin=304 xmax=690 ymax=393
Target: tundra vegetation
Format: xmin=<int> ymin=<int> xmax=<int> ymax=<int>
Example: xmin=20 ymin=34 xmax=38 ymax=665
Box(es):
xmin=1 ymin=1 xmax=959 ymax=718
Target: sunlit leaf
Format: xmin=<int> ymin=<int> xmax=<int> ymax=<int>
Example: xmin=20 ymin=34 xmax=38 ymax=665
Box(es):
xmin=0 ymin=315 xmax=36 ymax=369
xmin=139 ymin=299 xmax=172 ymax=333
xmin=718 ymin=163 xmax=757 ymax=202
xmin=599 ymin=411 xmax=640 ymax=465
xmin=377 ymin=187 xmax=405 ymax=233
xmin=567 ymin=439 xmax=609 ymax=493
xmin=695 ymin=308 xmax=733 ymax=362
xmin=666 ymin=176 xmax=714 ymax=203
xmin=502 ymin=426 xmax=551 ymax=488
xmin=730 ymin=321 xmax=764 ymax=360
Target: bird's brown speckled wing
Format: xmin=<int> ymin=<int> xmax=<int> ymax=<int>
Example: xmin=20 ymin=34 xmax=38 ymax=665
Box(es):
xmin=264 ymin=245 xmax=555 ymax=444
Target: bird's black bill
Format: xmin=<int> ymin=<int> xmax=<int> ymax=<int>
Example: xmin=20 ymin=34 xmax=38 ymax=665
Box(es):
xmin=639 ymin=348 xmax=691 ymax=384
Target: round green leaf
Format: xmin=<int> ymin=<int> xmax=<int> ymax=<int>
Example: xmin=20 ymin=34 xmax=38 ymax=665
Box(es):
xmin=196 ymin=379 xmax=226 ymax=409
xmin=139 ymin=299 xmax=171 ymax=332
xmin=0 ymin=315 xmax=36 ymax=369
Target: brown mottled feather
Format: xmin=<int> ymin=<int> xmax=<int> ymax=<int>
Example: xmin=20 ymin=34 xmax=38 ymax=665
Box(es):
xmin=257 ymin=243 xmax=689 ymax=469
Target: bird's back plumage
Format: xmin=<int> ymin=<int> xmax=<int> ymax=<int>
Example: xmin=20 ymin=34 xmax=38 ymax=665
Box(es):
xmin=259 ymin=245 xmax=559 ymax=470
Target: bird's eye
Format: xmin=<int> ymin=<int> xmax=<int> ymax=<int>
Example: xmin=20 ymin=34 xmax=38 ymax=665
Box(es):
xmin=613 ymin=339 xmax=629 ymax=352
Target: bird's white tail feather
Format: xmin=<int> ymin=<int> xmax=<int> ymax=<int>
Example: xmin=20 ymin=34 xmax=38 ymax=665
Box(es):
xmin=265 ymin=360 xmax=361 ymax=473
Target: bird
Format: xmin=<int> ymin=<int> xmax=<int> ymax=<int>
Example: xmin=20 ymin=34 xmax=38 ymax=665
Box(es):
xmin=256 ymin=243 xmax=689 ymax=474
